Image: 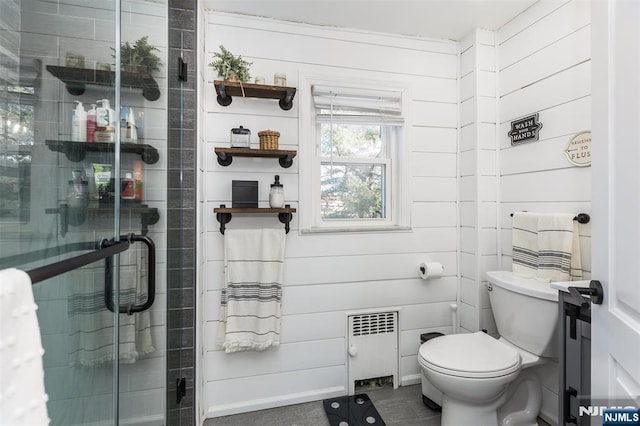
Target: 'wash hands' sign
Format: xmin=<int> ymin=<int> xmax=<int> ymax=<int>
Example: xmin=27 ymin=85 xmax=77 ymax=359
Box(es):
xmin=508 ymin=113 xmax=543 ymax=146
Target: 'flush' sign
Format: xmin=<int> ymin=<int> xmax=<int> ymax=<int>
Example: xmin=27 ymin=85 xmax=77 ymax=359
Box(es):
xmin=564 ymin=131 xmax=591 ymax=167
xmin=508 ymin=113 xmax=543 ymax=145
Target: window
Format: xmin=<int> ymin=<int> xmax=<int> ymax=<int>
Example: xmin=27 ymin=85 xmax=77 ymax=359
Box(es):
xmin=0 ymin=84 xmax=34 ymax=224
xmin=300 ymin=79 xmax=410 ymax=232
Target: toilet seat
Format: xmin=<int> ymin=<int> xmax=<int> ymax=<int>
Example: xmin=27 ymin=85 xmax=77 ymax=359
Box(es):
xmin=419 ymin=332 xmax=521 ymax=378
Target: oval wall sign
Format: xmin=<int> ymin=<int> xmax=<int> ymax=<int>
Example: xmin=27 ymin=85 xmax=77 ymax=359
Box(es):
xmin=564 ymin=131 xmax=592 ymax=167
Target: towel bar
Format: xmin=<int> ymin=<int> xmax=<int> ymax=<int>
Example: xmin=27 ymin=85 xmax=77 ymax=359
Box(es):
xmin=213 ymin=204 xmax=296 ymax=234
xmin=510 ymin=212 xmax=590 ymax=224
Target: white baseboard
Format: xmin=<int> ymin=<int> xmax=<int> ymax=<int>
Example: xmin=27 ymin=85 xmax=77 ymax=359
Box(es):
xmin=401 ymin=374 xmax=422 ymax=386
xmin=205 ymin=386 xmax=346 ymax=419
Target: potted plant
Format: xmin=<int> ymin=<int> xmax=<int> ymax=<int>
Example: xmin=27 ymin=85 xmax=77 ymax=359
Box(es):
xmin=209 ymin=45 xmax=252 ymax=82
xmin=112 ymin=36 xmax=162 ymax=75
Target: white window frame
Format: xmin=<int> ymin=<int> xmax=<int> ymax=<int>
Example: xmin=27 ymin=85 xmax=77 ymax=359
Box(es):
xmin=299 ymin=73 xmax=412 ymax=234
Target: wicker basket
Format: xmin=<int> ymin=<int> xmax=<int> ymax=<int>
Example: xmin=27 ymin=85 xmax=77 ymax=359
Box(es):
xmin=258 ymin=130 xmax=280 ymax=150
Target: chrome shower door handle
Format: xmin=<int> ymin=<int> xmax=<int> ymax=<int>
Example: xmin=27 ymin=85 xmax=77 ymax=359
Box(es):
xmin=103 ymin=233 xmax=156 ymax=314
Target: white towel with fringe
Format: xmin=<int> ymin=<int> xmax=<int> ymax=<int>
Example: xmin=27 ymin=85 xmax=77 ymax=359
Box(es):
xmin=67 ymin=245 xmax=154 ymax=366
xmin=0 ymin=268 xmax=49 ymax=425
xmin=218 ymin=228 xmax=286 ymax=353
xmin=511 ymin=212 xmax=539 ymax=278
xmin=537 ymin=213 xmax=583 ymax=281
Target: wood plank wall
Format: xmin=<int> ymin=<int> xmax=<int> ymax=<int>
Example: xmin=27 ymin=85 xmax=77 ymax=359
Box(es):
xmin=200 ymin=12 xmax=458 ymax=418
xmin=498 ymin=0 xmax=592 ymax=277
xmin=497 ymin=1 xmax=592 ymax=424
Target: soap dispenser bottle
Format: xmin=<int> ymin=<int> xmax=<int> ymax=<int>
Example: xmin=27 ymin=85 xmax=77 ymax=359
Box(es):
xmin=71 ymin=100 xmax=87 ymax=142
xmin=86 ymin=104 xmax=97 ymax=142
xmin=269 ymin=175 xmax=284 ymax=208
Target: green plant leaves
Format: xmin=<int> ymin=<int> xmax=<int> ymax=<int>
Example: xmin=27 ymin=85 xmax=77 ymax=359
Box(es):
xmin=208 ymin=45 xmax=252 ymax=82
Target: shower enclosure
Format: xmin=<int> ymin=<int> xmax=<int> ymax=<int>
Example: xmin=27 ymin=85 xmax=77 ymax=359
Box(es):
xmin=0 ymin=1 xmax=169 ymax=424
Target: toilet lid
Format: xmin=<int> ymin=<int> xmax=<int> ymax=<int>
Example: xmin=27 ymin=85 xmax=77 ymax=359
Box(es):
xmin=419 ymin=332 xmax=521 ymax=378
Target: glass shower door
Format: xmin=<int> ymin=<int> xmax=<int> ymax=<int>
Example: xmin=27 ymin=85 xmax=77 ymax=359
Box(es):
xmin=0 ymin=1 xmax=167 ymax=424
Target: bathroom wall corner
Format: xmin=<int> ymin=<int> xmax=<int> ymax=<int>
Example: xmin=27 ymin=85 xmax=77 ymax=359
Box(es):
xmin=167 ymin=0 xmax=197 ymax=424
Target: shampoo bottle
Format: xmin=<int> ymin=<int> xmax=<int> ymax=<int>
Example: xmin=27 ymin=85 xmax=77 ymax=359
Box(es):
xmin=121 ymin=173 xmax=135 ymax=200
xmin=96 ymin=99 xmax=116 ymax=127
xmin=133 ymin=160 xmax=143 ymax=201
xmin=86 ymin=104 xmax=97 ymax=142
xmin=120 ymin=107 xmax=128 ymax=142
xmin=126 ymin=107 xmax=138 ymax=143
xmin=71 ymin=100 xmax=87 ymax=142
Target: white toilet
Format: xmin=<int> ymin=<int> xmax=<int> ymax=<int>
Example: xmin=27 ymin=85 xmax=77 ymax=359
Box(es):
xmin=418 ymin=270 xmax=559 ymax=426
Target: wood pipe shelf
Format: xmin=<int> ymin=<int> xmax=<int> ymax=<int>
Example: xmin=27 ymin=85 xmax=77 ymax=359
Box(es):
xmin=214 ymin=80 xmax=296 ymax=110
xmin=46 ymin=140 xmax=160 ymax=164
xmin=214 ymin=147 xmax=297 ymax=168
xmin=213 ymin=205 xmax=296 ymax=234
xmin=45 ymin=204 xmax=160 ymax=237
xmin=46 ymin=65 xmax=160 ymax=101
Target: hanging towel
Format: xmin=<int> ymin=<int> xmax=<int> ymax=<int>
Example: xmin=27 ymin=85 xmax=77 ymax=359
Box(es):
xmin=537 ymin=213 xmax=583 ymax=282
xmin=511 ymin=212 xmax=539 ymax=278
xmin=218 ymin=228 xmax=286 ymax=353
xmin=0 ymin=268 xmax=50 ymax=425
xmin=67 ymin=245 xmax=154 ymax=366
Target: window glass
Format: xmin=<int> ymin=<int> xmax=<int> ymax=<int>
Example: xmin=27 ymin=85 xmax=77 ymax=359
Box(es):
xmin=320 ymin=163 xmax=385 ymax=219
xmin=0 ymin=85 xmax=34 ymax=223
xmin=320 ymin=123 xmax=383 ymax=158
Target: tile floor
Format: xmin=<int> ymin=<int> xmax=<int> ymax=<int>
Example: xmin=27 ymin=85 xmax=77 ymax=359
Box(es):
xmin=203 ymin=384 xmax=440 ymax=426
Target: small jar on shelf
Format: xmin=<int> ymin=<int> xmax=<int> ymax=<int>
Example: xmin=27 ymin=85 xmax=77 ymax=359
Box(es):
xmin=269 ymin=175 xmax=284 ymax=208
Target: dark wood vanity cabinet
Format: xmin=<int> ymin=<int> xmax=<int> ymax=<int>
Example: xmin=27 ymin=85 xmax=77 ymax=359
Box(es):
xmin=558 ymin=291 xmax=592 ymax=425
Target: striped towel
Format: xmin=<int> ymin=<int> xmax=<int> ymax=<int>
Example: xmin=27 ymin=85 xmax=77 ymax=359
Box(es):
xmin=537 ymin=213 xmax=583 ymax=281
xmin=218 ymin=228 xmax=286 ymax=353
xmin=511 ymin=212 xmax=539 ymax=278
xmin=67 ymin=245 xmax=154 ymax=366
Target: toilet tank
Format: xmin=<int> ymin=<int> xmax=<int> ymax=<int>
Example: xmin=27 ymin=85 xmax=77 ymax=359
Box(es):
xmin=486 ymin=271 xmax=559 ymax=358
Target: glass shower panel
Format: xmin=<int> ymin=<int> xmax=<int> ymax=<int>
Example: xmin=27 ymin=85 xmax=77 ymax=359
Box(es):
xmin=119 ymin=0 xmax=168 ymax=422
xmin=0 ymin=1 xmax=167 ymax=424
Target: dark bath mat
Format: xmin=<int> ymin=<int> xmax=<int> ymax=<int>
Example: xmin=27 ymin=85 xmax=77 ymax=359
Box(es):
xmin=322 ymin=394 xmax=386 ymax=426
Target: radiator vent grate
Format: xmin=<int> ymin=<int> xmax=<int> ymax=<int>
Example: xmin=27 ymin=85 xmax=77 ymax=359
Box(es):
xmin=351 ymin=312 xmax=396 ymax=336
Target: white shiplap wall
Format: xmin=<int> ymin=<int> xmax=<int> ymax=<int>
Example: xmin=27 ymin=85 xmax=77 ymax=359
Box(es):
xmin=458 ymin=28 xmax=499 ymax=335
xmin=497 ymin=1 xmax=592 ymax=424
xmin=200 ymin=12 xmax=458 ymax=418
xmin=498 ymin=0 xmax=592 ymax=275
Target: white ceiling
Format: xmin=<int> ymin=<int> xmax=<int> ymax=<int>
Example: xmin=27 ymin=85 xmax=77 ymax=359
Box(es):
xmin=203 ymin=0 xmax=538 ymax=41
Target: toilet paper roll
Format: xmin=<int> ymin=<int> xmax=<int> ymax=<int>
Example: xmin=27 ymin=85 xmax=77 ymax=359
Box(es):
xmin=419 ymin=262 xmax=444 ymax=280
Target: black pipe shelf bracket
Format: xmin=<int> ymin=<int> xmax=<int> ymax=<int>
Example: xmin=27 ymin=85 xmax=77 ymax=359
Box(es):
xmin=213 ymin=204 xmax=296 ymax=234
xmin=510 ymin=212 xmax=591 ymax=224
xmin=214 ymin=147 xmax=297 ymax=169
xmin=214 ymin=80 xmax=297 ymax=111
